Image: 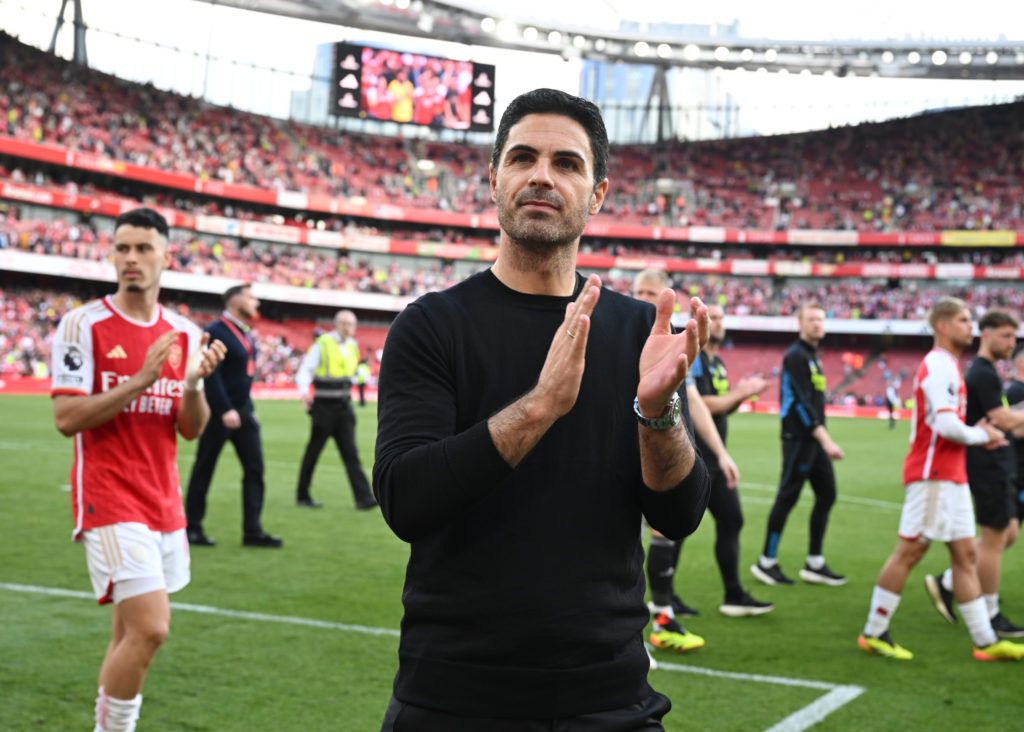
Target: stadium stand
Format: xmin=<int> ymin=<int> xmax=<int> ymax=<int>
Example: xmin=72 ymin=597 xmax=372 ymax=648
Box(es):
xmin=2 ymin=31 xmax=1024 ymax=233
xmin=2 ymin=30 xmax=1024 ymax=403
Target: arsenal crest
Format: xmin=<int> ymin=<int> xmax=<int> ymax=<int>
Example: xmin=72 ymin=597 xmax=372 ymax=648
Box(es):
xmin=168 ymin=342 xmax=183 ymax=370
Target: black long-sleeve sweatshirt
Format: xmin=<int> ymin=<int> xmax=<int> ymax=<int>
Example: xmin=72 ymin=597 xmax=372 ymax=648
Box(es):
xmin=779 ymin=338 xmax=826 ymax=441
xmin=373 ymin=269 xmax=709 ymax=719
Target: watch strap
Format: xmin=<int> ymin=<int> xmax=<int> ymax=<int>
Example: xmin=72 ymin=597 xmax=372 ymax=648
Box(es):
xmin=633 ymin=393 xmax=682 ymax=430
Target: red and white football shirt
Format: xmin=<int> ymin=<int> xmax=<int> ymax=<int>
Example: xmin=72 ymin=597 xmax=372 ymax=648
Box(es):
xmin=51 ymin=296 xmax=201 ymax=539
xmin=903 ymin=348 xmax=969 ymax=485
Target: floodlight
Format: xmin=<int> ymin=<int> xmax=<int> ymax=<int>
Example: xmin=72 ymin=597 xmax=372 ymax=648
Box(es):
xmin=496 ymin=19 xmax=517 ymax=41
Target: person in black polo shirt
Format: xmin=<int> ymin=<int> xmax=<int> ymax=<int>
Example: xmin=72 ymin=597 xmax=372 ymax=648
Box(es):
xmin=185 ymin=283 xmax=282 ymax=548
xmin=751 ymin=303 xmax=847 ymax=587
xmin=688 ymin=303 xmax=773 ymax=616
xmin=925 ymin=310 xmax=1024 ymax=636
xmin=294 ymin=310 xmax=376 ymax=510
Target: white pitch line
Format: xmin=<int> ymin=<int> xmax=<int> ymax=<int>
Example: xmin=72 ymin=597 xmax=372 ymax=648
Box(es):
xmin=3 ymin=582 xmax=864 ymax=730
xmin=656 ymin=660 xmax=865 ymax=732
xmin=741 ymin=482 xmax=903 ymax=512
xmin=763 ymin=685 xmax=865 ymax=732
xmin=0 ymin=582 xmax=398 ymax=637
xmin=654 ymin=660 xmax=837 ymax=690
xmin=170 ymin=600 xmax=400 ymax=637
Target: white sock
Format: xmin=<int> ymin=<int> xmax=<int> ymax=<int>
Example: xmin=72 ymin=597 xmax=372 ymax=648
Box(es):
xmin=940 ymin=568 xmax=953 ymax=593
xmin=960 ymin=597 xmax=998 ymax=648
xmin=94 ymin=687 xmax=142 ymax=732
xmin=759 ymin=555 xmax=777 ymax=568
xmin=863 ymin=585 xmax=900 ymax=637
xmin=806 ymin=555 xmax=825 ymax=570
xmin=649 ymin=603 xmax=674 ymax=619
xmin=983 ymin=593 xmax=999 ymax=619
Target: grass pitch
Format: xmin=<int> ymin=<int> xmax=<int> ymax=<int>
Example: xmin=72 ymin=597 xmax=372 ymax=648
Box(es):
xmin=1 ymin=395 xmax=1022 ymax=730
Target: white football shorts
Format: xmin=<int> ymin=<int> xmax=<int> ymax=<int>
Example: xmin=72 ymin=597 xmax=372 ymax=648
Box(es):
xmin=898 ymin=480 xmax=976 ymax=544
xmin=82 ymin=522 xmax=190 ymax=604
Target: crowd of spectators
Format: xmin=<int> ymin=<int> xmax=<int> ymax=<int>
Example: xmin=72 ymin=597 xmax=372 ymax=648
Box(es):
xmin=2 ymin=31 xmax=1023 ymax=233
xmin=0 ymin=286 xmax=309 ymax=385
xmin=602 ymin=274 xmax=1024 ymax=322
xmin=4 ymin=30 xmax=1024 ymax=395
xmin=0 ymin=207 xmax=469 ymax=297
xmin=0 ymin=281 xmax=1002 ymax=412
xmin=4 ymin=205 xmax=1024 ymax=325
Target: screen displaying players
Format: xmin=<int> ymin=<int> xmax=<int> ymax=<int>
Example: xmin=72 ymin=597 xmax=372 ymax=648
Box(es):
xmin=330 ymin=42 xmax=495 ymax=132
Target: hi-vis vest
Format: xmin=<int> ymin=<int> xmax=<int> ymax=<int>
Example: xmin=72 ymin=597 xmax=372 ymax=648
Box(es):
xmin=355 ymin=362 xmax=370 ymax=385
xmin=313 ymin=334 xmax=360 ymax=399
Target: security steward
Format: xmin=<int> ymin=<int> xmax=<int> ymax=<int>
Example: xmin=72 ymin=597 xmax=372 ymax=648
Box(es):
xmin=294 ymin=309 xmax=377 ymax=509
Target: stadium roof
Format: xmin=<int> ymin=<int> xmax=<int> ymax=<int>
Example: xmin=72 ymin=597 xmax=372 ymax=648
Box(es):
xmin=198 ymin=0 xmax=1024 ymax=80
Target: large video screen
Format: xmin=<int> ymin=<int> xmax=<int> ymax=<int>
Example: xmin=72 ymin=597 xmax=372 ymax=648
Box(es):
xmin=330 ymin=42 xmax=496 ymax=132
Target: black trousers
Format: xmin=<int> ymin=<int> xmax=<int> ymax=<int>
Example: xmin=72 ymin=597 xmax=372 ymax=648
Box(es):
xmin=687 ymin=465 xmax=745 ymax=594
xmin=762 ymin=438 xmax=837 ymax=558
xmin=380 ymin=691 xmax=671 ymax=732
xmin=296 ymin=397 xmax=373 ymax=504
xmin=185 ymin=409 xmax=265 ymax=535
xmin=649 ymin=465 xmax=746 ymax=602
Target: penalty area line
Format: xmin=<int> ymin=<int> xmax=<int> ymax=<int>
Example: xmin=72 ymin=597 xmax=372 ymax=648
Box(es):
xmin=656 ymin=660 xmax=864 ymax=732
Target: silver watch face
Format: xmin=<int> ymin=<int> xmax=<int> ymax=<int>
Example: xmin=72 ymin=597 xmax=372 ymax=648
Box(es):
xmin=635 ymin=393 xmax=681 ymax=429
xmin=669 ymin=394 xmax=682 ymax=421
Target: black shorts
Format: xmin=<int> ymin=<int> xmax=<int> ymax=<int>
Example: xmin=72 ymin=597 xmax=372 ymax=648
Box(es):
xmin=969 ymin=478 xmax=1017 ymax=529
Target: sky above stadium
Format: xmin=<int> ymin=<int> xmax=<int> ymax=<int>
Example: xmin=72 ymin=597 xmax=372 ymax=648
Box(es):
xmin=459 ymin=0 xmax=1024 ymax=42
xmin=2 ymin=0 xmax=1023 ymax=137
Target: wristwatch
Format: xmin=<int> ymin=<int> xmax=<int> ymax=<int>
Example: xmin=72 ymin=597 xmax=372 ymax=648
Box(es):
xmin=633 ymin=393 xmax=682 ymax=430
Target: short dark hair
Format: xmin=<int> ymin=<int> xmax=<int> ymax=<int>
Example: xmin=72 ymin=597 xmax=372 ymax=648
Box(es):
xmin=223 ymin=283 xmax=250 ymax=306
xmin=978 ymin=309 xmax=1019 ymax=331
xmin=114 ymin=207 xmax=169 ymax=238
xmin=490 ymin=88 xmax=608 ymax=189
xmin=1012 ymin=342 xmax=1024 ymax=361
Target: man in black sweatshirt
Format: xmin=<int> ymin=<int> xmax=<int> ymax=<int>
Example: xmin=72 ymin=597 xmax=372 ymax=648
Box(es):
xmin=751 ymin=303 xmax=845 ymax=587
xmin=373 ymin=88 xmax=711 ymax=730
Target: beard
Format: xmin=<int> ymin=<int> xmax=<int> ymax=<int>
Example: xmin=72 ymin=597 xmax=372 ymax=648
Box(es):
xmin=708 ymin=333 xmax=723 ymax=345
xmin=125 ymin=283 xmax=143 ymax=292
xmin=496 ymin=187 xmax=592 ymax=253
